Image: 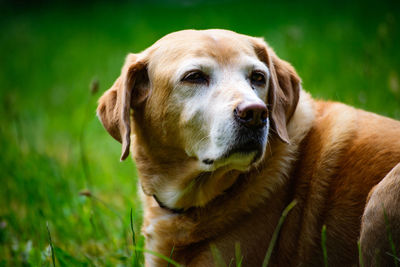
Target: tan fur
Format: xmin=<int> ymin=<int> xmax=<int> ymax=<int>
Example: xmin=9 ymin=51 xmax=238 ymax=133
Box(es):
xmin=97 ymin=29 xmax=400 ymax=266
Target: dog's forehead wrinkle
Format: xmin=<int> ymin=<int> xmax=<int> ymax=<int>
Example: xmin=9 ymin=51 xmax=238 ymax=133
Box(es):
xmin=149 ymin=32 xmax=256 ymax=68
xmin=176 ymin=58 xmax=218 ymax=77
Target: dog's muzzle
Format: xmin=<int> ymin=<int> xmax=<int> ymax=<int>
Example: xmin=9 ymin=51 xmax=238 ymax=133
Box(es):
xmin=201 ymin=101 xmax=269 ymax=166
xmin=229 ymin=101 xmax=268 ymax=158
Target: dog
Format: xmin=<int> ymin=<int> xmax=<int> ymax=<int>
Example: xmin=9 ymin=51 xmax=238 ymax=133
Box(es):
xmin=97 ymin=29 xmax=400 ymax=266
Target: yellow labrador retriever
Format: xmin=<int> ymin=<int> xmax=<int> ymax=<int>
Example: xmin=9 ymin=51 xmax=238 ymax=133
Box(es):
xmin=97 ymin=29 xmax=400 ymax=266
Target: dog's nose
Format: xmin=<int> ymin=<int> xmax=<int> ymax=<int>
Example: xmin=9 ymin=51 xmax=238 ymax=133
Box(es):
xmin=234 ymin=102 xmax=268 ymax=128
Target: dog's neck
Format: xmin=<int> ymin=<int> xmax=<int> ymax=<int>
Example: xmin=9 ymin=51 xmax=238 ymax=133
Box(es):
xmin=141 ymin=167 xmax=241 ymax=212
xmin=134 ymin=145 xmax=242 ymax=210
xmin=151 ymin=168 xmax=246 ymax=213
xmin=152 ymin=194 xmax=185 ymax=213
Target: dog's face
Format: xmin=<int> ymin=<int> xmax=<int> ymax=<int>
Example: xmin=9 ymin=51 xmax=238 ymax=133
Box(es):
xmin=150 ymin=30 xmax=272 ymax=171
xmin=97 ymin=29 xmax=300 ymax=209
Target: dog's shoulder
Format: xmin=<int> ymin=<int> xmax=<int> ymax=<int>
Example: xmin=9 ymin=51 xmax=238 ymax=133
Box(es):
xmin=277 ymin=99 xmax=400 ymax=265
xmin=304 ymin=99 xmax=400 ymax=162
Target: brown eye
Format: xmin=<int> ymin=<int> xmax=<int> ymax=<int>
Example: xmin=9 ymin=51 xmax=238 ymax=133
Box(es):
xmin=181 ymin=71 xmax=209 ymax=84
xmin=250 ymin=71 xmax=266 ymax=86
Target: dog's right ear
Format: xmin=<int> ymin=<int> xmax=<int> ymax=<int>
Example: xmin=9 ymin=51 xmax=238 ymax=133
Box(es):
xmin=267 ymin=48 xmax=300 ymax=143
xmin=97 ymin=53 xmax=149 ymax=161
xmin=251 ymin=38 xmax=300 ymax=144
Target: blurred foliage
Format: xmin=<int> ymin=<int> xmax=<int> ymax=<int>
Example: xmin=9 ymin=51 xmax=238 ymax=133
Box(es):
xmin=0 ymin=0 xmax=399 ymax=265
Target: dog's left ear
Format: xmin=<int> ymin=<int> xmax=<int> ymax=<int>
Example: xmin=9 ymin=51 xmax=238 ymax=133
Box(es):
xmin=252 ymin=38 xmax=300 ymax=143
xmin=97 ymin=53 xmax=149 ymax=161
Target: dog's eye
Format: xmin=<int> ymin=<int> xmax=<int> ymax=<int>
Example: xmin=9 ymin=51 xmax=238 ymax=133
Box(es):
xmin=181 ymin=71 xmax=209 ymax=84
xmin=250 ymin=71 xmax=266 ymax=86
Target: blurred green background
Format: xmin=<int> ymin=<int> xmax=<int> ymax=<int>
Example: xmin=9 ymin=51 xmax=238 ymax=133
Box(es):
xmin=1 ymin=0 xmax=399 ymax=265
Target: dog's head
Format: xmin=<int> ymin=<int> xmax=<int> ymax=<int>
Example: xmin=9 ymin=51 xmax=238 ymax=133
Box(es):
xmin=97 ymin=29 xmax=300 ymax=209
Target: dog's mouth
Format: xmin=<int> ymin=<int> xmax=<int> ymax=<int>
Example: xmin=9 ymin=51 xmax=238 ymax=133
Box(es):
xmin=222 ymin=140 xmax=263 ymax=160
xmin=202 ymin=126 xmax=267 ymax=169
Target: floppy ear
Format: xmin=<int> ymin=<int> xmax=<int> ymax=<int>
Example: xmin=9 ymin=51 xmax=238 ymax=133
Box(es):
xmin=253 ymin=39 xmax=300 ymax=143
xmin=97 ymin=53 xmax=149 ymax=161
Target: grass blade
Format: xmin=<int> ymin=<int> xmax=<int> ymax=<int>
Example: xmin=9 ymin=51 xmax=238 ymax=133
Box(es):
xmin=46 ymin=222 xmax=56 ymax=267
xmin=130 ymin=208 xmax=139 ymax=267
xmin=383 ymin=205 xmax=399 ymax=267
xmin=358 ymin=240 xmax=364 ymax=267
xmin=386 ymin=252 xmax=400 ymax=263
xmin=167 ymin=244 xmax=175 ymax=267
xmin=321 ymin=224 xmax=328 ymax=267
xmin=262 ymin=199 xmax=297 ymax=267
xmin=79 ymin=79 xmax=99 ymax=189
xmin=134 ymin=246 xmax=182 ymax=267
xmin=235 ymin=242 xmax=243 ymax=267
xmin=210 ymin=244 xmax=227 ymax=267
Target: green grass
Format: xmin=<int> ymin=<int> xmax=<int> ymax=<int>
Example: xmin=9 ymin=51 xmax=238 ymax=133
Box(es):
xmin=0 ymin=0 xmax=399 ymax=265
xmin=321 ymin=225 xmax=328 ymax=267
xmin=262 ymin=200 xmax=297 ymax=267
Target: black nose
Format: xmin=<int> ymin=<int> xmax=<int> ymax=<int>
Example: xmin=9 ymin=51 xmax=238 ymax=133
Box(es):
xmin=234 ymin=102 xmax=268 ymax=128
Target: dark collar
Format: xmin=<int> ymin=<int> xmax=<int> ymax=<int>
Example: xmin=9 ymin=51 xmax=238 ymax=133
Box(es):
xmin=152 ymin=171 xmax=245 ymax=214
xmin=153 ymin=194 xmax=185 ymax=214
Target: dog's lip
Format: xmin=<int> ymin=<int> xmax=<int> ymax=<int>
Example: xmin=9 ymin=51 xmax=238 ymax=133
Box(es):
xmin=201 ymin=141 xmax=263 ymax=168
xmin=200 ymin=124 xmax=268 ymax=169
xmin=222 ymin=142 xmax=262 ymax=159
